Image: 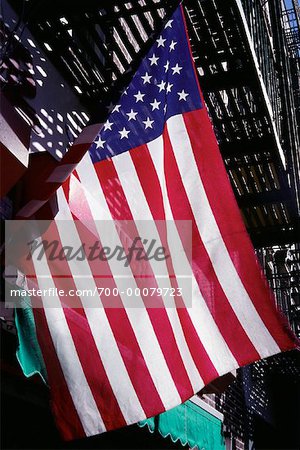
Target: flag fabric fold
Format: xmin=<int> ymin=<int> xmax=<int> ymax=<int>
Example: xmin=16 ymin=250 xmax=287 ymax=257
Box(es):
xmin=15 ymin=5 xmax=298 ymax=440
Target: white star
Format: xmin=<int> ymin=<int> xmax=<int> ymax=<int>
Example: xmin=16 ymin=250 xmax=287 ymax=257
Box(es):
xmin=156 ymin=36 xmax=166 ymax=47
xmin=171 ymin=63 xmax=183 ymax=75
xmin=165 ymin=19 xmax=173 ymax=28
xmin=104 ymin=119 xmax=113 ymax=131
xmin=119 ymin=127 xmax=130 ymax=139
xmin=149 ymin=53 xmax=159 ymax=66
xmin=112 ymin=104 xmax=121 ymax=113
xmin=166 ymin=82 xmax=173 ymax=93
xmin=157 ymin=80 xmax=166 ymax=92
xmin=95 ymin=136 xmax=106 ymax=149
xmin=143 ymin=117 xmax=154 ymax=129
xmin=150 ymin=99 xmax=161 ymax=111
xmin=126 ymin=109 xmax=138 ymax=121
xmin=169 ymin=40 xmax=177 ymax=51
xmin=134 ymin=91 xmax=145 ymax=102
xmin=164 ymin=60 xmax=170 ymax=72
xmin=178 ymin=90 xmax=189 ymax=101
xmin=141 ymin=72 xmax=152 ymax=84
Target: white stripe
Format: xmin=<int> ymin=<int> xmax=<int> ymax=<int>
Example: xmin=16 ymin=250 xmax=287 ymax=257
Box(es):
xmin=167 ymin=114 xmax=280 ymax=357
xmin=147 ymin=134 xmax=239 ymax=375
xmin=55 ymin=187 xmax=147 ymax=424
xmin=112 ymin=150 xmax=204 ymax=392
xmin=74 ymin=154 xmax=182 ymax=409
xmin=31 ymin=245 xmax=106 ymax=437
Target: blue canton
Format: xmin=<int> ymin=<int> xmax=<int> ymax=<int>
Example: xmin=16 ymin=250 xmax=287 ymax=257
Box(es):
xmin=90 ymin=7 xmax=202 ymax=163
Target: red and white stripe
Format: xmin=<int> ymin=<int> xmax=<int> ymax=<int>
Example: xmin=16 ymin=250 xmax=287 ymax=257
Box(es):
xmin=31 ymin=109 xmax=297 ymax=439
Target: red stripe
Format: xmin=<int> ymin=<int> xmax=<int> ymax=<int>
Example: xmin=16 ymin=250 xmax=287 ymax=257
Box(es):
xmin=41 ymin=220 xmax=127 ymax=431
xmin=31 ymin=297 xmax=85 ymax=440
xmin=129 ymin=145 xmax=166 ymax=221
xmin=66 ymin=174 xmax=167 ymax=415
xmin=130 ymin=144 xmax=219 ymax=384
xmin=163 ymin=125 xmax=261 ymax=366
xmin=95 ymin=157 xmax=196 ymax=399
xmin=183 ymin=109 xmax=297 ymax=351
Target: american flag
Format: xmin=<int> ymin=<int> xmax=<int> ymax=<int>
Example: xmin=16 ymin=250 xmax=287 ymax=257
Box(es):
xmin=18 ymin=6 xmax=297 ymax=440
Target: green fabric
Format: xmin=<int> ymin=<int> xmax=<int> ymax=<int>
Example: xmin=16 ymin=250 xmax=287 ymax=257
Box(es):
xmin=138 ymin=400 xmax=225 ymax=450
xmin=14 ymin=290 xmax=48 ymax=384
